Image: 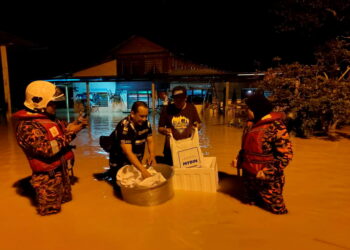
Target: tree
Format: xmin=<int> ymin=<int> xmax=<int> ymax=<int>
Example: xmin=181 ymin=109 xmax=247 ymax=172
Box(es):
xmin=271 ymin=0 xmax=350 ymax=36
xmin=268 ymin=0 xmax=350 ymax=68
xmin=259 ymin=60 xmax=350 ymax=137
xmin=314 ymin=38 xmax=350 ymax=78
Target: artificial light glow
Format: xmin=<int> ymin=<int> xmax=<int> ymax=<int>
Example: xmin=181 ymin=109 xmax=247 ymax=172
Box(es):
xmin=237 ymin=73 xmax=265 ymax=76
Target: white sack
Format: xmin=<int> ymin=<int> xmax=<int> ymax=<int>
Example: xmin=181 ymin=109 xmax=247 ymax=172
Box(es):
xmin=170 ymin=128 xmax=204 ymax=168
xmin=116 ymin=165 xmax=166 ymax=189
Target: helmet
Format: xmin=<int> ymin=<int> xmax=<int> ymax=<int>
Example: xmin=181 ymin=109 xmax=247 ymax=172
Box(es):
xmin=24 ymin=81 xmax=65 ymax=110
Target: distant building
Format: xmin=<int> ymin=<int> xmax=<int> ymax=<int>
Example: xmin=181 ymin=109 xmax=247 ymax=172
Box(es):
xmin=49 ymin=35 xmax=263 ymax=113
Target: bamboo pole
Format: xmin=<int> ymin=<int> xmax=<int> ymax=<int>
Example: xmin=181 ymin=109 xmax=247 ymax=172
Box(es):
xmin=151 ymin=82 xmax=156 ymax=112
xmin=1 ymin=45 xmax=12 ymax=121
xmin=86 ymin=81 xmax=90 ymax=114
xmin=225 ymin=81 xmax=230 ymax=112
xmin=150 ymin=82 xmax=156 ymax=127
xmin=64 ymin=85 xmax=70 ymax=122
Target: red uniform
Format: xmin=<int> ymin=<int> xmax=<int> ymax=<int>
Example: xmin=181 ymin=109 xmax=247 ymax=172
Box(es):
xmin=240 ymin=112 xmax=293 ymax=214
xmin=13 ymin=110 xmax=76 ymax=215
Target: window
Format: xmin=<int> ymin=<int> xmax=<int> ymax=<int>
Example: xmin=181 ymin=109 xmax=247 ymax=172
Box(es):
xmin=127 ymin=90 xmax=152 ymax=109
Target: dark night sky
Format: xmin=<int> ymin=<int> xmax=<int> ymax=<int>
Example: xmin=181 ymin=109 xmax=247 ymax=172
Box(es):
xmin=0 ymin=1 xmax=342 ymax=84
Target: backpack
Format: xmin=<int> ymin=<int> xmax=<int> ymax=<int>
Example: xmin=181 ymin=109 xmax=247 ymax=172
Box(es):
xmin=99 ymin=130 xmax=115 ymax=153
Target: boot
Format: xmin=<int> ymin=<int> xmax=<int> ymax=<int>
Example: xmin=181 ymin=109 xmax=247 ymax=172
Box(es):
xmin=93 ymin=167 xmax=118 ymax=182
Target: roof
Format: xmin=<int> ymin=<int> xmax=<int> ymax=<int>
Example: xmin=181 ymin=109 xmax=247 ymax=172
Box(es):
xmin=0 ymin=31 xmax=36 ymax=47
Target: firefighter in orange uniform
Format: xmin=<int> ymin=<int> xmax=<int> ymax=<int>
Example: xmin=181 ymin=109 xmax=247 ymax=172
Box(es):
xmin=237 ymin=93 xmax=293 ymax=214
xmin=13 ymin=81 xmax=87 ymax=215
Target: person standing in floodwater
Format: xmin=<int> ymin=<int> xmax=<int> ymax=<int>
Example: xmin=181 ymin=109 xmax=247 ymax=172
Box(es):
xmin=236 ymin=93 xmax=293 ymax=214
xmin=12 ymin=81 xmax=87 ymax=215
xmin=158 ymin=86 xmax=201 ymax=165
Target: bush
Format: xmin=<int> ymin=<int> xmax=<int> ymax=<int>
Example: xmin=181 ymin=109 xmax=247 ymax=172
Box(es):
xmin=259 ymin=62 xmax=350 ymax=137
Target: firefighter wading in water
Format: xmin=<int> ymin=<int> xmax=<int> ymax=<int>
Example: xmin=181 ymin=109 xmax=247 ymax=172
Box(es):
xmin=236 ymin=93 xmax=293 ymax=214
xmin=13 ymin=81 xmax=87 ymax=215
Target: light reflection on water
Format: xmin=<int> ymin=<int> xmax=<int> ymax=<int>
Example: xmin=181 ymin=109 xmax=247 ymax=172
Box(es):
xmin=2 ymin=109 xmax=350 ymax=249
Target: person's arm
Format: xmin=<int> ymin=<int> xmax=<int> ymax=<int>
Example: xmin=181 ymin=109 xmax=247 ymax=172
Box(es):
xmin=120 ymin=143 xmax=151 ymax=179
xmin=274 ymin=121 xmax=293 ymax=169
xmin=258 ymin=120 xmax=293 ymax=180
xmin=193 ymin=121 xmax=202 ymax=130
xmin=118 ymin=119 xmax=151 ymax=179
xmin=65 ymin=117 xmax=87 ymax=136
xmin=158 ymin=106 xmax=172 ymax=135
xmin=158 ymin=127 xmax=172 ymax=136
xmin=191 ymin=104 xmax=202 ymax=130
xmin=146 ymin=135 xmax=156 ymax=166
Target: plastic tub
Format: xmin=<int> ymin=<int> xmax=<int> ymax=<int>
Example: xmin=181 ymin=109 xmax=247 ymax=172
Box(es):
xmin=117 ymin=164 xmax=174 ymax=206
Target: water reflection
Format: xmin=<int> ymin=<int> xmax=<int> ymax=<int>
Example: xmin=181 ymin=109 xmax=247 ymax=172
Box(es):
xmin=8 ymin=108 xmax=243 ymax=174
xmin=3 ymin=108 xmax=350 ymax=249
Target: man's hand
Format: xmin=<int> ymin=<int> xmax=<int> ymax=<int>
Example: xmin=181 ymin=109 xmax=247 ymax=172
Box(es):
xmin=231 ymin=159 xmax=238 ymax=168
xmin=67 ymin=121 xmax=85 ymax=134
xmin=146 ymin=155 xmax=157 ymax=166
xmin=121 ymin=143 xmax=152 ymax=179
xmin=192 ymin=122 xmax=201 ymax=130
xmin=159 ymin=127 xmax=172 ymax=136
xmin=77 ymin=117 xmax=88 ymax=127
xmin=67 ymin=115 xmax=88 ymax=133
xmin=140 ymin=168 xmax=152 ymax=179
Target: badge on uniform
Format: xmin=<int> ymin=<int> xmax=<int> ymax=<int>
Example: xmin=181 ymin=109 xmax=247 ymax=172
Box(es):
xmin=49 ymin=126 xmax=59 ymax=138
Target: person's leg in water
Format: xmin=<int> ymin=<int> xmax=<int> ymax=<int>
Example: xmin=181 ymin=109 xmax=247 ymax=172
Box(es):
xmin=61 ymin=164 xmax=72 ymax=203
xmin=242 ymin=171 xmax=262 ymax=205
xmin=259 ymin=175 xmax=288 ymax=214
xmin=162 ymin=145 xmax=173 ymax=166
xmin=93 ymin=169 xmax=118 ymax=182
xmin=93 ymin=150 xmax=119 ymax=182
xmin=31 ymin=171 xmax=64 ymax=216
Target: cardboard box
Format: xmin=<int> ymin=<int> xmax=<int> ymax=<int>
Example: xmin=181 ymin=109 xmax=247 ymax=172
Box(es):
xmin=173 ymin=157 xmax=219 ymax=192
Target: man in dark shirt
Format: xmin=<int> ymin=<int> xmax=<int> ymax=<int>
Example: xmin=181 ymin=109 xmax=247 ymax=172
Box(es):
xmin=158 ymin=86 xmax=201 ymax=165
xmin=101 ymin=101 xmax=156 ymax=181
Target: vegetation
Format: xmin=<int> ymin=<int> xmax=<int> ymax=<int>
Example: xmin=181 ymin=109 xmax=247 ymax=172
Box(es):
xmin=252 ymin=1 xmax=350 ymax=137
xmin=258 ymin=38 xmax=350 ymax=137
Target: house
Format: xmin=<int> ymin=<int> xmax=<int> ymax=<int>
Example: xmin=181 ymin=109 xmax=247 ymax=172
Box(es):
xmin=49 ymin=35 xmax=263 ymax=113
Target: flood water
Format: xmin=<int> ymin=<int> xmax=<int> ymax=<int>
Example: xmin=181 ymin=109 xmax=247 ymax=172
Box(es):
xmin=1 ymin=109 xmax=350 ymax=250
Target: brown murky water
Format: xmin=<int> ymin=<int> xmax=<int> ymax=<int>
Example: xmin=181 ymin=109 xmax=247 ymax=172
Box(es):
xmin=1 ymin=110 xmax=350 ymax=250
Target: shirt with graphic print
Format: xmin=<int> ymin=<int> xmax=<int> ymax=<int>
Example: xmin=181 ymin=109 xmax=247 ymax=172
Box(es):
xmin=109 ymin=115 xmax=152 ymax=167
xmin=159 ymin=102 xmax=201 ymax=140
xmin=159 ymin=102 xmax=201 ymax=160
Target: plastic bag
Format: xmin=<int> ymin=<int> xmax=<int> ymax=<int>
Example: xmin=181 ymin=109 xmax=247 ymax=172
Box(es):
xmin=170 ymin=128 xmax=204 ymax=168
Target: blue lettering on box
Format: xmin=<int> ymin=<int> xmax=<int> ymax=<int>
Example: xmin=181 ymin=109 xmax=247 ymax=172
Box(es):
xmin=183 ymin=159 xmax=198 ymax=166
